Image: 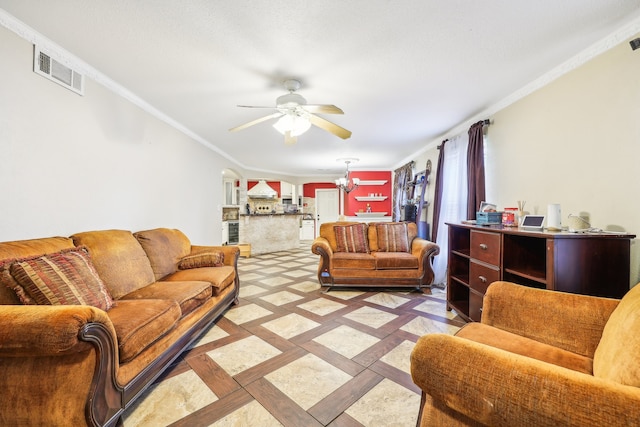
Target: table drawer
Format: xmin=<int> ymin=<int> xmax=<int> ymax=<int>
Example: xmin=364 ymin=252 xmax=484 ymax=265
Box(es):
xmin=470 ymin=260 xmax=500 ymax=294
xmin=470 ymin=230 xmax=501 ymax=266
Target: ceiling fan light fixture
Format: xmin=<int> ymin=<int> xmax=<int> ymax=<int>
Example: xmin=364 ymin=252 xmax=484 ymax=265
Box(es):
xmin=273 ymin=113 xmax=311 ymax=136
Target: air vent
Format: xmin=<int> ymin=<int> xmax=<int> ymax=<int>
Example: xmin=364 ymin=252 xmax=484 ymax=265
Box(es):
xmin=33 ymin=46 xmax=84 ymax=95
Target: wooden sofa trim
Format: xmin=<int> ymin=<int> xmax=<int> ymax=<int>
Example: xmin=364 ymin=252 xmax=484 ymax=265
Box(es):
xmin=78 ymin=287 xmax=237 ymax=427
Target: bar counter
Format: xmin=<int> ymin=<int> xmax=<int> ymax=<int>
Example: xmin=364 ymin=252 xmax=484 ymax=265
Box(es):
xmin=238 ymin=213 xmax=304 ymax=255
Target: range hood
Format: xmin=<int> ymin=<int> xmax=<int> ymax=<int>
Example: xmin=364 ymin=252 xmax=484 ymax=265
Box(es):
xmin=248 ymin=180 xmax=278 ymax=199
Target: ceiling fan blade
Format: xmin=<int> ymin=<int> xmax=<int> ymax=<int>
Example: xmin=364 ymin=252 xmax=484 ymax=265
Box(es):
xmin=302 ymin=104 xmax=344 ymax=114
xmin=237 ymin=105 xmax=275 ymax=109
xmin=284 ymin=131 xmax=297 ymax=145
xmin=229 ymin=112 xmax=282 ymax=132
xmin=308 ymin=114 xmax=352 ymax=139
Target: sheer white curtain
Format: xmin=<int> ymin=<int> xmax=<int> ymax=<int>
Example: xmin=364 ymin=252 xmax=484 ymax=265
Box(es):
xmin=433 ymin=133 xmax=469 ymax=285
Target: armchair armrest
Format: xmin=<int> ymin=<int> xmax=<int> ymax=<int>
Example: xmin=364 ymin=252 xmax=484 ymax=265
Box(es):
xmin=411 ymin=333 xmax=640 ymax=426
xmin=0 ymin=304 xmax=114 ymax=357
xmin=482 ymin=281 xmax=619 ymax=357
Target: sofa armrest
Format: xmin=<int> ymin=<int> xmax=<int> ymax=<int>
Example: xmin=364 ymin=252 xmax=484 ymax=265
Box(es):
xmin=311 ymin=237 xmax=333 ymax=285
xmin=0 ymin=304 xmax=115 ymax=357
xmin=482 ymin=281 xmax=619 ymax=357
xmin=0 ymin=305 xmax=123 ymax=426
xmin=311 ymin=237 xmax=333 ymax=257
xmin=411 ymin=238 xmax=440 ymax=262
xmin=191 ymin=245 xmax=240 ymax=267
xmin=411 ymin=238 xmax=439 ymax=284
xmin=411 ymin=333 xmax=640 ymax=426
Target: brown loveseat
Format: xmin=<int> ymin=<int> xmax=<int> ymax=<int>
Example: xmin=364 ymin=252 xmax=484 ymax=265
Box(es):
xmin=411 ymin=281 xmax=640 ymax=426
xmin=311 ymin=221 xmax=439 ymax=290
xmin=0 ymin=228 xmax=239 ymax=427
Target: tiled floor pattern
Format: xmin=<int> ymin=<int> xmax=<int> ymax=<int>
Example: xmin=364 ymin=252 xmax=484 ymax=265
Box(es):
xmin=122 ymin=243 xmax=466 ymax=426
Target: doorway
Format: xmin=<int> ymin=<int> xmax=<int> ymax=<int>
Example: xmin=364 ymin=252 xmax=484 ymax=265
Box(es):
xmin=315 ymin=189 xmax=339 ymax=237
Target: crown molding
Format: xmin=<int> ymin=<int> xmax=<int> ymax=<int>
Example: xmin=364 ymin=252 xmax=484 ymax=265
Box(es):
xmin=395 ymin=14 xmax=640 ymax=167
xmin=0 ymin=8 xmax=248 ymax=170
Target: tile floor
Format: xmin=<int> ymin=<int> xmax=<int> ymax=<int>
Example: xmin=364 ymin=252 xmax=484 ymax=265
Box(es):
xmin=121 ymin=242 xmax=466 ymax=426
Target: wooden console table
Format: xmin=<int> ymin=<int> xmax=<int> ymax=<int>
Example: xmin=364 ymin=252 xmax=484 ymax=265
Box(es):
xmin=446 ymin=222 xmax=635 ymax=322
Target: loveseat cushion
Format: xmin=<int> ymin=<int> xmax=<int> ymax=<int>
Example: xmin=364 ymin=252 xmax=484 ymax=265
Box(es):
xmin=106 ymin=299 xmax=181 ymax=363
xmin=71 ymin=230 xmax=156 ymax=299
xmin=331 ymin=252 xmax=376 ymax=270
xmin=456 ymin=322 xmax=593 ymax=375
xmin=373 ymin=252 xmax=419 ymax=269
xmin=374 ymin=222 xmax=410 ymax=252
xmin=120 ymin=280 xmax=212 ymax=317
xmin=593 ymin=284 xmax=640 ymax=386
xmin=162 ymin=266 xmax=236 ymax=296
xmin=134 ymin=228 xmax=191 ymax=281
xmin=334 ymin=223 xmax=370 ymax=253
xmin=3 ymin=247 xmax=114 ymax=311
xmin=178 ymin=252 xmax=225 ymax=269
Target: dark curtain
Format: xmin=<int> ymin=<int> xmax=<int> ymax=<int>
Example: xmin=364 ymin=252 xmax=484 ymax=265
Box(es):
xmin=431 ymin=140 xmax=447 ymax=242
xmin=466 ymin=121 xmax=486 ymax=219
xmin=392 ymin=162 xmax=413 ymax=221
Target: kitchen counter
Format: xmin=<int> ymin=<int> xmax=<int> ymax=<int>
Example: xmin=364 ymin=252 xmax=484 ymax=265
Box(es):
xmin=238 ymin=214 xmax=305 ymax=255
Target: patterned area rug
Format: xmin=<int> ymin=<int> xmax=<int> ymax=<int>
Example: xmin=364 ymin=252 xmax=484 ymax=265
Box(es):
xmin=122 ymin=242 xmax=465 ymax=426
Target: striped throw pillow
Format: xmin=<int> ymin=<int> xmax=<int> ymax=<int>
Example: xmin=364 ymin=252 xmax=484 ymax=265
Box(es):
xmin=376 ymin=223 xmax=410 ymax=252
xmin=6 ymin=247 xmax=114 ymax=311
xmin=334 ymin=224 xmax=370 ymax=253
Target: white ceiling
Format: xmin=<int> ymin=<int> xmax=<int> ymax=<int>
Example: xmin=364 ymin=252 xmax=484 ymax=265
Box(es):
xmin=2 ymin=1 xmax=640 ymax=178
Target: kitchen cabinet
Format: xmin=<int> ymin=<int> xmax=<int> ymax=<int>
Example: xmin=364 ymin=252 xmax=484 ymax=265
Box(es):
xmin=447 ymin=222 xmax=635 ymax=322
xmin=300 ymin=219 xmax=315 ymax=240
xmin=280 ymin=181 xmax=293 ymax=197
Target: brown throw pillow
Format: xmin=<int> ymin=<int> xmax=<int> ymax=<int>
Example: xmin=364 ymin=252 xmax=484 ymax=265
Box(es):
xmin=334 ymin=224 xmax=370 ymax=253
xmin=178 ymin=252 xmax=225 ymax=269
xmin=5 ymin=247 xmax=114 ymax=311
xmin=376 ymin=223 xmax=410 ymax=252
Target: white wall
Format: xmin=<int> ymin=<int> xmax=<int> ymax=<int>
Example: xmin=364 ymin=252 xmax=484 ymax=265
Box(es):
xmin=415 ymin=32 xmax=640 ymax=286
xmin=0 ymin=27 xmax=231 ymax=245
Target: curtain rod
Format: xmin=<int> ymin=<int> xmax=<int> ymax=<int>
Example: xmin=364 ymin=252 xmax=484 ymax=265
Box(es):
xmin=437 ymin=119 xmax=490 ymax=149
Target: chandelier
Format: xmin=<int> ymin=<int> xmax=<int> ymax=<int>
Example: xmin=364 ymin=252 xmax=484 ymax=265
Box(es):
xmin=335 ymin=159 xmax=360 ymax=193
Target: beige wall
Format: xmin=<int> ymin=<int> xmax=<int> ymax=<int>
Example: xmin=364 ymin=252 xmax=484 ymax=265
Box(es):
xmin=0 ymin=27 xmax=233 ymax=244
xmin=415 ymin=33 xmax=640 ymax=286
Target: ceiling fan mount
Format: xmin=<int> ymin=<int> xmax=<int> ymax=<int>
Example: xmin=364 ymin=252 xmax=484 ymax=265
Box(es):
xmin=230 ymin=79 xmax=352 ymax=144
xmin=282 ymin=78 xmax=301 ymax=92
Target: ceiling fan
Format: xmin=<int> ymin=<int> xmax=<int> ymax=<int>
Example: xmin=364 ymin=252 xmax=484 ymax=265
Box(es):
xmin=229 ymin=79 xmax=352 ymax=145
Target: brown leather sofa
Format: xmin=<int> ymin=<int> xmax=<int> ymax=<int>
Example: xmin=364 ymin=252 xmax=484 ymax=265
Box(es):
xmin=411 ymin=281 xmax=640 ymax=426
xmin=0 ymin=228 xmax=239 ymax=427
xmin=311 ymin=221 xmax=439 ymax=290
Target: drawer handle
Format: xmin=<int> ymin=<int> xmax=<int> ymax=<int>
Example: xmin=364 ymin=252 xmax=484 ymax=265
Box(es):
xmin=478 ymin=275 xmax=487 ymax=283
xmin=479 ymin=243 xmax=488 ymax=250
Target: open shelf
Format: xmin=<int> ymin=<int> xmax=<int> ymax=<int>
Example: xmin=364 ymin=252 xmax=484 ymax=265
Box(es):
xmin=358 ymin=180 xmax=387 ymax=186
xmin=354 ymin=196 xmax=387 ymax=201
xmin=354 ymin=212 xmax=388 ymax=217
